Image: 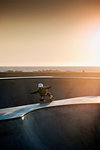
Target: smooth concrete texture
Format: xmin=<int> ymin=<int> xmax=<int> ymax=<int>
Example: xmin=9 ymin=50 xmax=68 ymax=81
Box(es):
xmin=1 ymin=76 xmax=100 ymax=80
xmin=0 ymin=97 xmax=100 ymax=150
xmin=1 ymin=76 xmax=100 ymax=108
xmin=0 ymin=96 xmax=100 ymax=120
xmin=0 ymin=76 xmax=53 ymax=80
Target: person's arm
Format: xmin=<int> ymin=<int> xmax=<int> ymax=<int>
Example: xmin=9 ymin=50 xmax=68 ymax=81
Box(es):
xmin=46 ymin=86 xmax=51 ymax=89
xmin=30 ymin=90 xmax=38 ymax=94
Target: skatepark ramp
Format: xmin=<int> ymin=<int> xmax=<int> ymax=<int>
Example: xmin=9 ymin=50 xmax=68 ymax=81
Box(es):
xmin=1 ymin=76 xmax=100 ymax=108
xmin=0 ymin=97 xmax=100 ymax=150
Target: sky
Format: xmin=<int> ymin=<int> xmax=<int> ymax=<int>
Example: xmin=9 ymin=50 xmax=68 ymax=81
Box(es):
xmin=1 ymin=0 xmax=100 ymax=66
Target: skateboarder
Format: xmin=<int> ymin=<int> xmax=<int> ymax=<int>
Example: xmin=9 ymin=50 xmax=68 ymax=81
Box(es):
xmin=31 ymin=83 xmax=54 ymax=101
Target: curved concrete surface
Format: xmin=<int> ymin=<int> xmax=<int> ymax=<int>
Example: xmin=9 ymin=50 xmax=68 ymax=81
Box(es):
xmin=0 ymin=76 xmax=53 ymax=80
xmin=1 ymin=97 xmax=100 ymax=150
xmin=1 ymin=76 xmax=100 ymax=80
xmin=0 ymin=96 xmax=99 ymax=120
xmin=1 ymin=76 xmax=100 ymax=109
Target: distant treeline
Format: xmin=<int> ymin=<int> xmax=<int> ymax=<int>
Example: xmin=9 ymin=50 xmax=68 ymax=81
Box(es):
xmin=1 ymin=70 xmax=79 ymax=73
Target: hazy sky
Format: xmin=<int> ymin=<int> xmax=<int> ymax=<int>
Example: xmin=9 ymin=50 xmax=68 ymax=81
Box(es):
xmin=1 ymin=0 xmax=100 ymax=66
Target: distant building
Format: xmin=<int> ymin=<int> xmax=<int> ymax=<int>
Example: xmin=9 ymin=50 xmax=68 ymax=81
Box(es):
xmin=82 ymin=70 xmax=85 ymax=73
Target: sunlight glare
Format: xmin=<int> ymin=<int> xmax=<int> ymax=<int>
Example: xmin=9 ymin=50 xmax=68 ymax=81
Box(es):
xmin=88 ymin=27 xmax=100 ymax=51
xmin=22 ymin=116 xmax=25 ymax=120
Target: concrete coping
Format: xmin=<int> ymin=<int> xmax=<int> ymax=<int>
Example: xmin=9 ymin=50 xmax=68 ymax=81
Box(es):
xmin=1 ymin=76 xmax=100 ymax=80
xmin=0 ymin=96 xmax=100 ymax=121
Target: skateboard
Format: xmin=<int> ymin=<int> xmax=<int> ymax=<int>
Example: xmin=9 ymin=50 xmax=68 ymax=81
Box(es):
xmin=40 ymin=96 xmax=55 ymax=103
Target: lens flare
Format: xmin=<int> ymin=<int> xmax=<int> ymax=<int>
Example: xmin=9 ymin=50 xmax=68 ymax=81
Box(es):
xmin=22 ymin=116 xmax=24 ymax=120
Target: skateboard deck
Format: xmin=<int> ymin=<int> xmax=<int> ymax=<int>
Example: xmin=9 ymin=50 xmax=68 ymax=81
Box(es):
xmin=40 ymin=97 xmax=55 ymax=104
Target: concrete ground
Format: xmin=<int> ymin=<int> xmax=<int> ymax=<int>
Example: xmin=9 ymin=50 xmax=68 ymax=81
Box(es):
xmin=0 ymin=97 xmax=100 ymax=150
xmin=1 ymin=76 xmax=100 ymax=108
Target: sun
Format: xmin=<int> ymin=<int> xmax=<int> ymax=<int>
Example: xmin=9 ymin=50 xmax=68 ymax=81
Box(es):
xmin=83 ymin=25 xmax=100 ymax=66
xmin=87 ymin=26 xmax=100 ymax=51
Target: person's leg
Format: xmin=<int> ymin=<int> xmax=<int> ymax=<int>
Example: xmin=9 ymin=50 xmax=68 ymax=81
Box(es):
xmin=47 ymin=92 xmax=51 ymax=97
xmin=47 ymin=92 xmax=53 ymax=99
xmin=40 ymin=96 xmax=44 ymax=101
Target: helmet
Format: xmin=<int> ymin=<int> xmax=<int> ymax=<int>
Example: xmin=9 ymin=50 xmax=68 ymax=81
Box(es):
xmin=38 ymin=83 xmax=43 ymax=88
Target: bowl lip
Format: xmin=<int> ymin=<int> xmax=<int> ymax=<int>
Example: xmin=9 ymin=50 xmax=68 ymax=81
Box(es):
xmin=0 ymin=96 xmax=100 ymax=121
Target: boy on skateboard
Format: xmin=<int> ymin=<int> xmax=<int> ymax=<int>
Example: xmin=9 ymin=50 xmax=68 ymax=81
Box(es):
xmin=31 ymin=83 xmax=54 ymax=101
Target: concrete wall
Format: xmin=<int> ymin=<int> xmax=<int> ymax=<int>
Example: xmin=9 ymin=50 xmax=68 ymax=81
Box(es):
xmin=0 ymin=104 xmax=100 ymax=150
xmin=0 ymin=78 xmax=100 ymax=108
